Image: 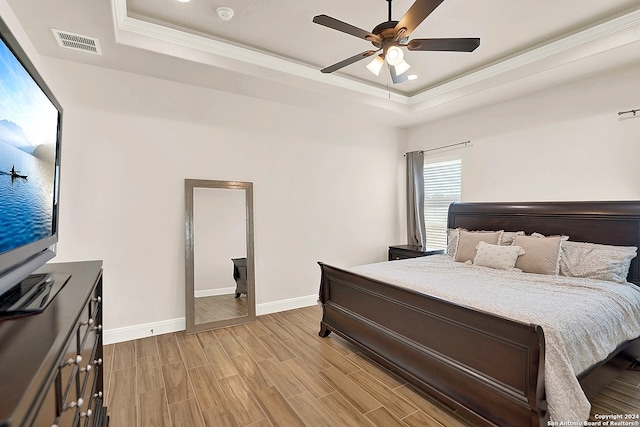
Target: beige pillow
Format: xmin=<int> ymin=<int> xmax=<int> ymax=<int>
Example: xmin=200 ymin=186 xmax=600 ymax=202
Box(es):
xmin=454 ymin=229 xmax=503 ymax=263
xmin=448 ymin=228 xmax=507 ymax=257
xmin=560 ymin=241 xmax=637 ymax=283
xmin=473 ymin=241 xmax=525 ymax=270
xmin=512 ymin=235 xmax=563 ymax=275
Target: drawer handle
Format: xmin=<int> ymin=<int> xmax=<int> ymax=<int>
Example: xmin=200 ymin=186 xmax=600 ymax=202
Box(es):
xmin=64 ymin=397 xmax=83 ymax=411
xmin=80 ymin=409 xmax=92 ymax=418
xmin=64 ymin=354 xmax=82 ymax=366
xmin=94 ymin=391 xmax=103 ymax=399
xmin=92 ymin=296 xmax=101 ymax=303
xmin=81 ymin=357 xmax=103 ymax=373
xmin=91 ymin=324 xmax=102 ymax=332
xmin=80 ymin=318 xmax=94 ymax=327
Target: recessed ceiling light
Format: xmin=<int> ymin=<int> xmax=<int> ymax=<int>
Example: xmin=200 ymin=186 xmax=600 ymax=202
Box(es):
xmin=176 ymin=0 xmax=191 ymax=3
xmin=407 ymin=75 xmax=418 ymax=81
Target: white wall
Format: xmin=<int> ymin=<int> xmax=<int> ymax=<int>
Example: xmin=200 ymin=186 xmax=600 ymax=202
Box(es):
xmin=407 ymin=62 xmax=640 ymax=202
xmin=36 ymin=58 xmax=404 ymax=343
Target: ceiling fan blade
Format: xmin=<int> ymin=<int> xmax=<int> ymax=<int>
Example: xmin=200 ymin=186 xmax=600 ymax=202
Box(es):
xmin=321 ymin=50 xmax=379 ymax=74
xmin=389 ymin=64 xmax=409 ymax=84
xmin=313 ymin=15 xmax=382 ymax=43
xmin=394 ymin=0 xmax=444 ymax=39
xmin=407 ymin=38 xmax=480 ymax=52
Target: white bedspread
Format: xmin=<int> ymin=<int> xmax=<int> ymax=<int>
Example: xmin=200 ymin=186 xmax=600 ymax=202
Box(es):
xmin=349 ymin=255 xmax=640 ymax=423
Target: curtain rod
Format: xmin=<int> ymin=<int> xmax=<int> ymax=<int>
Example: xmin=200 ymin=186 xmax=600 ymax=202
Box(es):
xmin=618 ymin=108 xmax=639 ymax=117
xmin=405 ymin=140 xmax=471 ymax=156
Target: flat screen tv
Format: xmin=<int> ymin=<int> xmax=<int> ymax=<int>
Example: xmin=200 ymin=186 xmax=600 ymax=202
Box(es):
xmin=0 ymin=16 xmax=62 ymax=307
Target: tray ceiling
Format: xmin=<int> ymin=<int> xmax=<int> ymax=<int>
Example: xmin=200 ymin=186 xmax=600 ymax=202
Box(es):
xmin=122 ymin=0 xmax=640 ymax=96
xmin=5 ymin=0 xmax=640 ymax=126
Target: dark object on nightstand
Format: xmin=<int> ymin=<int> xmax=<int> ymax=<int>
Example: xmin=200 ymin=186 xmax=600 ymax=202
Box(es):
xmin=388 ymin=245 xmax=444 ymax=261
xmin=232 ymin=257 xmax=247 ymax=298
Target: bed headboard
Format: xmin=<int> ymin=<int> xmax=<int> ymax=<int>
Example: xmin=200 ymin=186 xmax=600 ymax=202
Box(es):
xmin=448 ymin=201 xmax=640 ymax=285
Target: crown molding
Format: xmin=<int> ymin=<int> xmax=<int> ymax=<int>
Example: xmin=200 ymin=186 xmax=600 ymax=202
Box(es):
xmin=408 ymin=7 xmax=640 ymax=109
xmin=112 ymin=0 xmax=640 ymax=113
xmin=112 ymin=0 xmax=409 ymax=105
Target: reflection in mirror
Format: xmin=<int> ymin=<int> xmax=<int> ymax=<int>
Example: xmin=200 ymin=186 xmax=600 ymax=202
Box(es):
xmin=185 ymin=180 xmax=255 ymax=333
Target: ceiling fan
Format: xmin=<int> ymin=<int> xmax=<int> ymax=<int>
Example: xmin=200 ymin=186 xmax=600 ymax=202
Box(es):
xmin=312 ymin=0 xmax=480 ymax=84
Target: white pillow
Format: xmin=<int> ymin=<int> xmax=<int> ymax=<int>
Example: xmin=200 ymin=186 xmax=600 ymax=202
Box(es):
xmin=473 ymin=241 xmax=525 ymax=270
xmin=446 ymin=228 xmax=460 ymax=257
xmin=560 ymin=241 xmax=637 ymax=283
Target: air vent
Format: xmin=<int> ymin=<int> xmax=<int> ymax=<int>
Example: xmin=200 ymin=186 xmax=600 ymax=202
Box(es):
xmin=52 ymin=29 xmax=102 ymax=55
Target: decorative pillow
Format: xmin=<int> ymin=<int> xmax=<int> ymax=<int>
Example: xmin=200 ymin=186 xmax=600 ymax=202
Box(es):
xmin=500 ymin=231 xmax=525 ymax=246
xmin=446 ymin=228 xmax=460 ymax=257
xmin=560 ymin=241 xmax=637 ymax=283
xmin=447 ymin=228 xmax=508 ymax=257
xmin=512 ymin=235 xmax=564 ymax=275
xmin=473 ymin=241 xmax=525 ymax=270
xmin=454 ymin=229 xmax=503 ymax=263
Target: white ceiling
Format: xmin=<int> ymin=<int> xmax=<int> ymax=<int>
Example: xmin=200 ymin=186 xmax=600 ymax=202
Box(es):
xmin=6 ymin=0 xmax=640 ymax=127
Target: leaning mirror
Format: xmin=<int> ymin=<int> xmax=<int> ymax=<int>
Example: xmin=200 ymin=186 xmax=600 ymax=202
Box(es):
xmin=185 ymin=179 xmax=255 ymax=333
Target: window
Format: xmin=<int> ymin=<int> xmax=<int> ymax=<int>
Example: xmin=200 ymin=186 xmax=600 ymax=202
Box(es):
xmin=423 ymin=159 xmax=461 ymax=249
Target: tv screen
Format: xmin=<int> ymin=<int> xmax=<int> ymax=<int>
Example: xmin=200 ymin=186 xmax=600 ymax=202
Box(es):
xmin=0 ymin=16 xmax=62 ymax=299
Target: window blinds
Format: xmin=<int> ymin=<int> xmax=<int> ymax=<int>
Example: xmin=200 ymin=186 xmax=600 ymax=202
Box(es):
xmin=423 ymin=159 xmax=461 ymax=249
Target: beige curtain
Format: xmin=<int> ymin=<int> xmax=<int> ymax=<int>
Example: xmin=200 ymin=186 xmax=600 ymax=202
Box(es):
xmin=406 ymin=151 xmax=426 ymax=247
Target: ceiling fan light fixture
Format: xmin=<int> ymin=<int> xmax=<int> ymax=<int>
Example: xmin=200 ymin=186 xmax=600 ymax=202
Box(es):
xmin=366 ymin=55 xmax=385 ymax=76
xmin=394 ymin=59 xmax=411 ymax=76
xmin=385 ymin=46 xmax=404 ymax=66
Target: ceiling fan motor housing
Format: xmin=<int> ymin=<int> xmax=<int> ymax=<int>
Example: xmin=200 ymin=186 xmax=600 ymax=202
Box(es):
xmin=370 ymin=21 xmax=408 ymax=50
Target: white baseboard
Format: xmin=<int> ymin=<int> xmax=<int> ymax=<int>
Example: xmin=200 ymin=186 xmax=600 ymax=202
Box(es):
xmin=103 ymin=317 xmax=186 ymax=345
xmin=255 ymin=294 xmax=318 ymax=316
xmin=103 ymin=294 xmax=319 ymax=345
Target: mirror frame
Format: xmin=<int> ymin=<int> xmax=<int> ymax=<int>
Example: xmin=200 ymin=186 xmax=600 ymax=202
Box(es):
xmin=185 ymin=179 xmax=256 ymax=333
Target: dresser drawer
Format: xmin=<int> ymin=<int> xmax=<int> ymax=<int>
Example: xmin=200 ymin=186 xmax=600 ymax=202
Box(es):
xmin=58 ymin=329 xmax=81 ymax=416
xmin=81 ymin=362 xmax=103 ymax=427
xmin=32 ymin=380 xmax=58 ymax=427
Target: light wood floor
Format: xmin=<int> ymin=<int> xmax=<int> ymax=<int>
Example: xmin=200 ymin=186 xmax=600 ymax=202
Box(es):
xmin=103 ymin=304 xmax=640 ymax=427
xmin=194 ymin=294 xmax=248 ymax=324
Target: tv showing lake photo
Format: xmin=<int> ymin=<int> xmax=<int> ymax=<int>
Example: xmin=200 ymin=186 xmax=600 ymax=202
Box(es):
xmin=0 ymin=38 xmax=59 ymax=255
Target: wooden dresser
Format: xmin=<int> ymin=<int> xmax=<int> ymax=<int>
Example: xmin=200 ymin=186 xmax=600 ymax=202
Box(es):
xmin=0 ymin=261 xmax=107 ymax=427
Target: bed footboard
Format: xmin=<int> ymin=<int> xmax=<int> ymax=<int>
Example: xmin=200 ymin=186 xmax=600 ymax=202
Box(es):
xmin=318 ymin=262 xmax=548 ymax=427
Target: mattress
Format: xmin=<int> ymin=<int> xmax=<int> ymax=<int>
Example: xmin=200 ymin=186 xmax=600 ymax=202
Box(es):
xmin=349 ymin=255 xmax=640 ymax=422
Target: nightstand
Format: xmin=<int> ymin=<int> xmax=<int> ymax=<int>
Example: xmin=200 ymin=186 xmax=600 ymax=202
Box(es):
xmin=388 ymin=245 xmax=445 ymax=261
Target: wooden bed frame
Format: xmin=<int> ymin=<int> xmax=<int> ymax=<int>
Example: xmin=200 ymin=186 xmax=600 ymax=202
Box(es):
xmin=318 ymin=201 xmax=640 ymax=427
